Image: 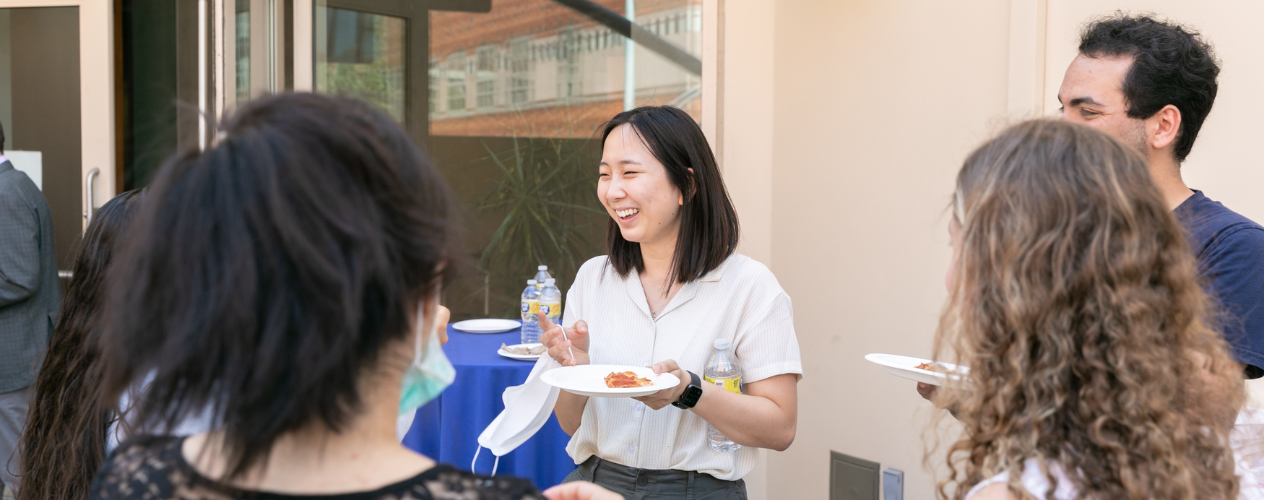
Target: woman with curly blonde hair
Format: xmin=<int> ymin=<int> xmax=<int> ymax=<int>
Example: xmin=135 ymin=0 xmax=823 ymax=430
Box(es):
xmin=932 ymin=119 xmax=1247 ymax=500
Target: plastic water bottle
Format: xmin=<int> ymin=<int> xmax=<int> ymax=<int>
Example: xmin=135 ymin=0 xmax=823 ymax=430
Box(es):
xmin=520 ymin=280 xmax=541 ymax=344
xmin=534 ymin=265 xmax=553 ymax=290
xmin=540 ymin=278 xmax=562 ymax=325
xmin=705 ymin=338 xmax=742 ymax=452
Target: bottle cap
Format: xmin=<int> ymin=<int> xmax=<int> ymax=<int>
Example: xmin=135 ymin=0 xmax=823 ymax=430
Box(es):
xmin=544 ymin=278 xmax=556 ymax=285
xmin=713 ymin=338 xmax=731 ymax=350
xmin=538 ymin=265 xmax=548 ymax=270
xmin=527 ymin=279 xmax=537 ymax=285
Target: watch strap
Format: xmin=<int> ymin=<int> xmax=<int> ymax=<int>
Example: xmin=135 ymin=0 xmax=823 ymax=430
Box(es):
xmin=671 ymin=370 xmax=703 ymax=409
xmin=687 ymin=370 xmax=701 ymax=388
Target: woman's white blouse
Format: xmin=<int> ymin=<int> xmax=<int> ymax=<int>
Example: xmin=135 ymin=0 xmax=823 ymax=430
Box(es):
xmin=965 ymin=457 xmax=1264 ymax=500
xmin=561 ymin=253 xmax=802 ymax=481
xmin=965 ymin=459 xmax=1077 ymax=499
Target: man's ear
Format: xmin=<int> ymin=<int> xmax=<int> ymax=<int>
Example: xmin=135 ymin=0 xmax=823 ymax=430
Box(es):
xmin=1149 ymin=104 xmax=1182 ymax=151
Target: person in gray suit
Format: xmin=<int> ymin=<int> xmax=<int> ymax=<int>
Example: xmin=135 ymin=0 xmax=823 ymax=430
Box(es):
xmin=0 ymin=120 xmax=59 ymax=495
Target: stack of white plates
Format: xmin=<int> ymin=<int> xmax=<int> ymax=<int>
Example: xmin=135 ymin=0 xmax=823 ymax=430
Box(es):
xmin=451 ymin=318 xmax=521 ymax=334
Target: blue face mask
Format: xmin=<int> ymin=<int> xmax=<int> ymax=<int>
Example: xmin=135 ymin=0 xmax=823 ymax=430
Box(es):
xmin=399 ymin=301 xmax=455 ymax=415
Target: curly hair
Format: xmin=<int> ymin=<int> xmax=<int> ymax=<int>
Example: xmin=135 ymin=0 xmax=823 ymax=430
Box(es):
xmin=16 ymin=190 xmax=143 ymax=500
xmin=1079 ymin=13 xmax=1219 ymax=162
xmin=930 ymin=120 xmax=1243 ymax=499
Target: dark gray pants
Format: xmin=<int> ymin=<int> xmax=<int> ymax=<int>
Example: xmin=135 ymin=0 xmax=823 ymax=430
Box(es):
xmin=0 ymin=386 xmax=30 ymax=494
xmin=563 ymin=456 xmax=747 ymax=500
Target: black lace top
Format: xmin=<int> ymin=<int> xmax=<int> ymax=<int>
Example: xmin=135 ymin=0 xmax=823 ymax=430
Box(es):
xmin=89 ymin=436 xmax=543 ymax=500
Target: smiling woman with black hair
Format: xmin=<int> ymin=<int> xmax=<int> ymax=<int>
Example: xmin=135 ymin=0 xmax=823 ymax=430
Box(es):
xmin=87 ymin=93 xmax=540 ymax=500
xmin=539 ymin=106 xmax=801 ymax=499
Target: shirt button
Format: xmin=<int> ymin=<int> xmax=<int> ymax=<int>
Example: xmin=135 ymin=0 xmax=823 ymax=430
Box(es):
xmin=634 ymin=402 xmax=643 ymax=411
xmin=627 ymin=445 xmax=636 ymax=455
xmin=637 ymin=476 xmax=649 ymax=486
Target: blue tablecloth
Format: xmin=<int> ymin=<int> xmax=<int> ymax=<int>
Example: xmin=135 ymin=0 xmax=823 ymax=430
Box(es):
xmin=401 ymin=324 xmax=575 ymax=490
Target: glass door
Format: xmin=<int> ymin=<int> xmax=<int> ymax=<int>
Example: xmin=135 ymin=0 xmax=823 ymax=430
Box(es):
xmin=310 ymin=0 xmax=705 ymax=320
xmin=0 ymin=1 xmax=114 ymax=277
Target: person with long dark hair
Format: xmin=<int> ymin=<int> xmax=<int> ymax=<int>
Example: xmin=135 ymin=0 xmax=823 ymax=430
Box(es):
xmin=15 ymin=190 xmax=142 ymax=500
xmin=88 ymin=93 xmax=538 ymax=499
xmin=538 ymin=106 xmax=801 ymax=499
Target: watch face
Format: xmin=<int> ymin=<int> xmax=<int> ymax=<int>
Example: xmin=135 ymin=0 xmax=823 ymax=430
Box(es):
xmin=681 ymin=386 xmax=702 ymax=406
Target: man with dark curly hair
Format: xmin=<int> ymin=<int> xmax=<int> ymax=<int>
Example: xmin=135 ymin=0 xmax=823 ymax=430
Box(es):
xmin=1057 ymin=14 xmax=1264 ymax=380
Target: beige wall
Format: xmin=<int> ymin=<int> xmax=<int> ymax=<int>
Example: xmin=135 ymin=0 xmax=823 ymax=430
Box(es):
xmin=769 ymin=1 xmax=1010 ymax=497
xmin=720 ymin=1 xmax=1264 ymax=498
xmin=722 ymin=0 xmax=1012 ymax=497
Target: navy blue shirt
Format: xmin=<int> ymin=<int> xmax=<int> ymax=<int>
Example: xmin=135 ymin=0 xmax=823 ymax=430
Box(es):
xmin=1174 ymin=191 xmax=1264 ymax=377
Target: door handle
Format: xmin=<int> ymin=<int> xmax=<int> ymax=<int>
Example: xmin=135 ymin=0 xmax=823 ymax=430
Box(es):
xmin=83 ymin=167 xmax=99 ymax=223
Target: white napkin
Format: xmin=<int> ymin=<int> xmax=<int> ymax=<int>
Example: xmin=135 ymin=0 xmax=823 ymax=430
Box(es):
xmin=473 ymin=355 xmax=562 ymax=475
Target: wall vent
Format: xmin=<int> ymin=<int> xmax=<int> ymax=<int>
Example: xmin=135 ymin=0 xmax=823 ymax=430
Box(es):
xmin=829 ymin=451 xmax=880 ymax=500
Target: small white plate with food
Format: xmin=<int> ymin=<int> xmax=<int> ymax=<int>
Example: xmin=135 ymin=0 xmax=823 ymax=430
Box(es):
xmin=452 ymin=318 xmax=521 ymax=334
xmin=864 ymin=353 xmax=969 ymax=386
xmin=540 ymin=364 xmax=681 ymax=398
xmin=498 ymin=343 xmax=546 ymax=360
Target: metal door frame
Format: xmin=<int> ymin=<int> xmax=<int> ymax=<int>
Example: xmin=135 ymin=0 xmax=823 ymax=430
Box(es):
xmin=0 ymin=0 xmax=114 ymax=230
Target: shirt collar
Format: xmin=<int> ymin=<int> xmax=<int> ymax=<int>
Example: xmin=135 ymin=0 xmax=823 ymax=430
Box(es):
xmin=621 ymin=256 xmax=732 ymax=320
xmin=698 ymin=257 xmax=731 ymax=282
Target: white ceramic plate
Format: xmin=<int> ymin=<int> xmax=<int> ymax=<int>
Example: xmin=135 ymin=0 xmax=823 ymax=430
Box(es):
xmin=498 ymin=343 xmax=545 ymax=361
xmin=541 ymin=364 xmax=681 ymax=398
xmin=864 ymin=353 xmax=969 ymax=386
xmin=452 ymin=318 xmax=521 ymax=334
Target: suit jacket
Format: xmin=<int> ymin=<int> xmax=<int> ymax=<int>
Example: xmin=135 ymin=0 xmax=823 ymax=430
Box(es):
xmin=0 ymin=159 xmax=59 ymax=393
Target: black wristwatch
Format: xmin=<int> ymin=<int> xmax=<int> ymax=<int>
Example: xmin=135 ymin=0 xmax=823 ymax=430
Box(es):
xmin=671 ymin=370 xmax=703 ymax=409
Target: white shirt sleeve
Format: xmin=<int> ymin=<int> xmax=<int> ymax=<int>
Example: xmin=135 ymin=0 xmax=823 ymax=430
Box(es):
xmin=735 ymin=291 xmax=802 ymax=383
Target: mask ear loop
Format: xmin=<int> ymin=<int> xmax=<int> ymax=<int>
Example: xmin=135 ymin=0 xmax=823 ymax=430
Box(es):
xmin=416 ymin=283 xmax=437 ymax=366
xmin=470 ymin=447 xmax=500 ymax=476
xmin=419 ymin=282 xmax=441 ymax=362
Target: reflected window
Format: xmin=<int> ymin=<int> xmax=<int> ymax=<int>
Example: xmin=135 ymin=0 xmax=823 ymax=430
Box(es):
xmin=429 ymin=58 xmax=437 ymax=118
xmin=226 ymin=0 xmax=289 ymax=109
xmin=235 ymin=0 xmax=250 ymax=103
xmin=475 ymin=45 xmax=498 ymax=109
xmin=445 ymin=52 xmax=466 ymax=114
xmin=430 ymin=0 xmax=702 ymax=139
xmin=508 ymin=38 xmax=531 ymax=105
xmin=315 ymin=6 xmax=406 ymax=123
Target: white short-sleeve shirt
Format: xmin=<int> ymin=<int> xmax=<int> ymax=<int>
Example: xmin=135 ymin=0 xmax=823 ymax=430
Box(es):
xmin=965 ymin=456 xmax=1264 ymax=500
xmin=561 ymin=253 xmax=802 ymax=481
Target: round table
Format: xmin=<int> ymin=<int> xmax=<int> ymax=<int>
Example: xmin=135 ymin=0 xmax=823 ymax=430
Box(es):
xmin=401 ymin=324 xmax=575 ymax=489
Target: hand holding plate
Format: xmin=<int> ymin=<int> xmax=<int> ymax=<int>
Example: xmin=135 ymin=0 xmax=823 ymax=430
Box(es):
xmin=633 ymin=359 xmax=689 ymax=410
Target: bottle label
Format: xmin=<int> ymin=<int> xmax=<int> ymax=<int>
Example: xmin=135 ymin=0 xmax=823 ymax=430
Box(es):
xmin=541 ymin=302 xmax=561 ymax=317
xmin=521 ymin=300 xmax=539 ymax=315
xmin=704 ymin=375 xmax=742 ymax=394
